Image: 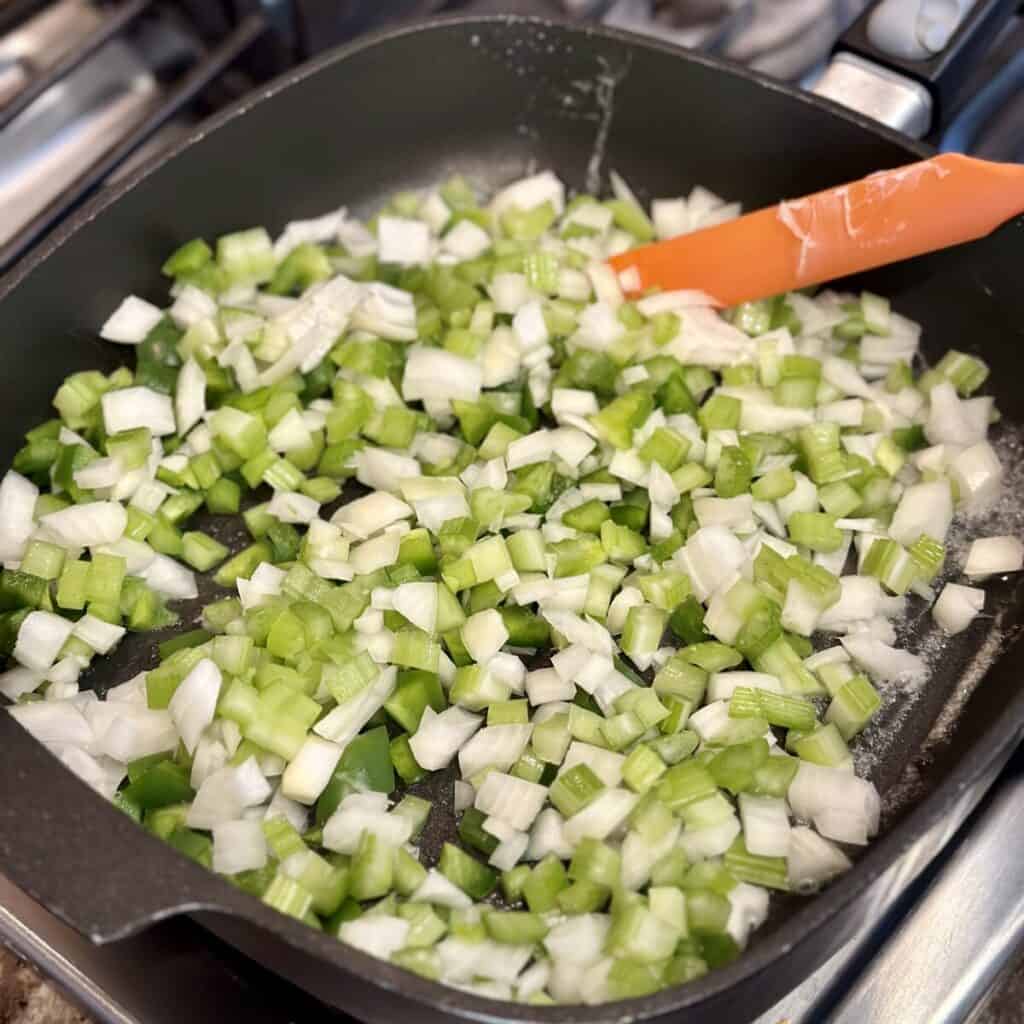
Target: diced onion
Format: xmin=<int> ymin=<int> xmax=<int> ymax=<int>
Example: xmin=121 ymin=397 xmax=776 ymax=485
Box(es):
xmin=101 ymin=387 xmax=176 ymax=436
xmin=168 ymin=659 xmax=222 ymax=755
xmin=408 ymin=705 xmax=481 ymax=771
xmin=281 ymin=735 xmax=343 ymax=804
xmin=932 ymin=583 xmax=985 ymax=634
xmin=212 ymin=820 xmax=268 ymax=874
xmin=964 ymin=535 xmax=1024 ymax=578
xmin=100 ymin=296 xmax=163 ymax=344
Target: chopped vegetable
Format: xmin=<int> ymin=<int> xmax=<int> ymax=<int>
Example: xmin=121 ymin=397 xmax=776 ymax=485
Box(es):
xmin=4 ymin=170 xmax=1012 ymax=1007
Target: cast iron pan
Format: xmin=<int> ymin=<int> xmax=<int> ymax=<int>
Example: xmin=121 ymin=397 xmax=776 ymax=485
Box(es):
xmin=1 ymin=13 xmax=1024 ymax=1024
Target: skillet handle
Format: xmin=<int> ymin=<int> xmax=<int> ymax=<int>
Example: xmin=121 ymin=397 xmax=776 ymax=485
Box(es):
xmin=830 ymin=0 xmax=1018 ymax=135
xmin=0 ymin=713 xmax=261 ymax=943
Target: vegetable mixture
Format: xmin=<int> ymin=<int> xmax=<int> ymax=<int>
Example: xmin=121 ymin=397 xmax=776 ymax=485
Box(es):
xmin=3 ymin=169 xmax=1021 ymax=1006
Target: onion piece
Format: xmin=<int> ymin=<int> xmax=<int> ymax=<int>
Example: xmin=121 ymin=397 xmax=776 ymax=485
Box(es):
xmin=544 ymin=914 xmax=610 ymax=966
xmin=0 ymin=666 xmax=44 ymax=700
xmin=964 ymin=535 xmax=1024 ymax=578
xmin=267 ymin=490 xmax=320 ymax=525
xmin=412 ymin=868 xmax=472 ymax=909
xmin=356 ymin=448 xmax=421 ymax=493
xmin=949 ymin=441 xmax=1003 ymax=508
xmin=788 ymin=762 xmax=879 ymax=845
xmin=175 ymin=357 xmax=206 ymax=436
xmin=140 ymin=553 xmax=197 ymax=600
xmin=100 ymin=296 xmax=163 ymax=344
xmin=322 ymin=792 xmax=413 ymax=854
xmin=187 ymin=757 xmax=271 ymax=829
xmin=738 ymin=794 xmax=791 ymax=857
xmin=9 ymin=700 xmax=92 ymax=747
xmin=407 ymin=705 xmax=481 ymax=771
xmin=72 ymin=614 xmax=125 ymax=655
xmin=787 ymin=825 xmax=852 ymax=892
xmin=41 ymin=501 xmax=126 ymax=548
xmin=14 ymin=611 xmax=75 ymax=672
xmin=458 ymin=724 xmax=532 ymax=780
xmin=168 ymin=658 xmax=221 ymax=755
xmin=281 ymin=735 xmax=343 ymax=804
xmin=403 ymin=346 xmax=483 ymax=404
xmin=442 ymin=219 xmax=491 ymax=260
xmin=841 ymin=633 xmax=926 ymax=686
xmin=727 ymin=882 xmax=770 ymax=947
xmin=527 ymin=808 xmax=573 ymax=861
xmin=332 ymin=491 xmax=412 ymax=540
xmin=101 ymin=387 xmax=176 ymax=436
xmin=889 ymin=480 xmax=953 ymax=547
xmin=475 ymin=772 xmax=548 ymax=832
xmin=97 ymin=707 xmax=178 ymax=762
xmin=0 ymin=470 xmax=38 ymax=561
xmin=53 ymin=746 xmax=125 ymax=800
xmin=490 ymin=170 xmax=565 ymax=219
xmin=438 ymin=937 xmax=534 ymax=985
xmin=461 ymin=609 xmax=509 ymax=664
xmin=212 ymin=820 xmax=268 ymax=874
xmin=339 ymin=916 xmax=410 ymax=961
xmin=932 ymin=583 xmax=985 ymax=634
xmin=562 ymin=788 xmax=637 ymax=845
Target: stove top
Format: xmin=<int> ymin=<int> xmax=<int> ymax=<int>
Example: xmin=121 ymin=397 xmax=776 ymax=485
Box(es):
xmin=2 ymin=3 xmax=1024 ymax=1022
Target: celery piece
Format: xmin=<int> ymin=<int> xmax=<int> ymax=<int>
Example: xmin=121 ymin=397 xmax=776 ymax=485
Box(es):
xmin=350 ymin=832 xmax=395 ymax=902
xmin=549 ymin=763 xmax=605 ymax=817
xmin=162 ymin=238 xmax=212 ymax=278
xmin=656 ymin=760 xmax=717 ymax=812
xmin=85 ymin=553 xmax=126 ymax=606
xmin=204 ymin=476 xmax=240 ymax=515
xmin=791 ymin=722 xmax=850 ymax=767
xmin=698 ymin=394 xmax=741 ymax=431
xmin=562 ymin=498 xmax=610 ymax=534
xmin=484 ymin=910 xmax=549 ymax=945
xmin=730 ymin=687 xmax=816 ymax=732
xmin=787 ymin=511 xmax=844 ymax=553
xmin=181 ymin=532 xmax=229 ymax=572
xmin=639 ymin=427 xmax=690 ymax=472
xmin=439 ymin=842 xmax=497 ymax=900
xmin=751 ymin=466 xmax=795 ymax=501
xmin=591 ymin=389 xmax=654 ymax=449
xmin=825 ymin=674 xmax=881 ymax=740
xmin=708 ymin=738 xmax=769 ymax=795
xmin=724 ymin=837 xmax=789 ymax=891
xmin=622 ymin=745 xmax=668 ymax=793
xmin=17 ymin=541 xmax=65 ymax=583
xmin=522 ymin=854 xmax=568 ymax=913
xmin=714 ymin=446 xmax=752 ymax=499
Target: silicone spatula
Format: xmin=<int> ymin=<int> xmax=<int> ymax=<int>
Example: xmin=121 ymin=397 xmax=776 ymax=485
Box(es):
xmin=607 ymin=153 xmax=1024 ymax=307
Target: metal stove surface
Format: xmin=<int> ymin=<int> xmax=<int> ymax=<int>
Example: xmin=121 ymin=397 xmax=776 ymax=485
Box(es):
xmin=4 ymin=749 xmax=1024 ymax=1024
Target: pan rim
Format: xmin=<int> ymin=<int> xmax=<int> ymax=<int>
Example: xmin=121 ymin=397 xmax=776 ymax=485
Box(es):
xmin=0 ymin=12 xmax=1019 ymax=1022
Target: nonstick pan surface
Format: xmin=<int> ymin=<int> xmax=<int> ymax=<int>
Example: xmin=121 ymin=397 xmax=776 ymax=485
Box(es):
xmin=0 ymin=15 xmax=1023 ymax=1024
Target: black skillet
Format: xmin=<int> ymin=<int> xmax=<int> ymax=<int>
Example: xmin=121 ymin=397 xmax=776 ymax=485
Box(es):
xmin=1 ymin=7 xmax=1024 ymax=1024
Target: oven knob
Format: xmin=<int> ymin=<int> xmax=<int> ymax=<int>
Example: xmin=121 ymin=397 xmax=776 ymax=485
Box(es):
xmin=867 ymin=0 xmax=980 ymax=61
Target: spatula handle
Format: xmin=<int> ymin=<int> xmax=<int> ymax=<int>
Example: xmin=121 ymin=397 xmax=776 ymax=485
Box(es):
xmin=608 ymin=154 xmax=1024 ymax=306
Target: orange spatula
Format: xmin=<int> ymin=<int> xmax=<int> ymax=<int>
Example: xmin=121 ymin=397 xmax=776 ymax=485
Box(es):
xmin=607 ymin=153 xmax=1024 ymax=307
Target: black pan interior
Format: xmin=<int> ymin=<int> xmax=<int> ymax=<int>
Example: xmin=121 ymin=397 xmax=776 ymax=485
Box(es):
xmin=1 ymin=15 xmax=1024 ymax=1024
